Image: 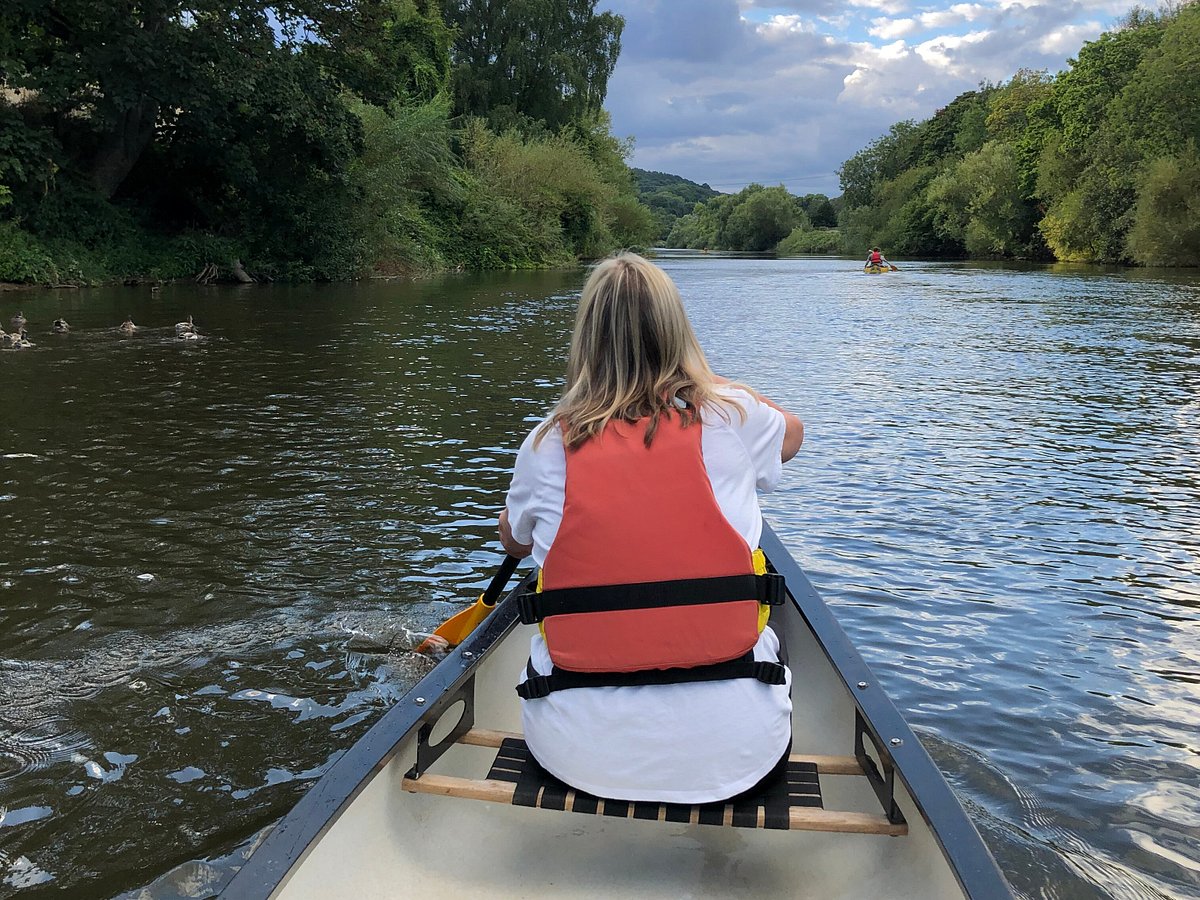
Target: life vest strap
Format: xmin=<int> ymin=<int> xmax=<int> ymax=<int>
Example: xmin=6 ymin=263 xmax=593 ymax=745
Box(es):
xmin=517 ymin=573 xmax=786 ymax=626
xmin=516 ymin=653 xmax=787 ymax=700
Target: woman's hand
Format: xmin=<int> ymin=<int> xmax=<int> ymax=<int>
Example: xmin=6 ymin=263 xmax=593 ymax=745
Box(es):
xmin=499 ymin=508 xmax=534 ymax=559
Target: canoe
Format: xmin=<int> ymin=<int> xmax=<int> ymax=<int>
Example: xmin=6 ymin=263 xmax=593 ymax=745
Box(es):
xmin=221 ymin=522 xmax=1012 ymax=899
xmin=863 ymin=264 xmax=893 ymax=274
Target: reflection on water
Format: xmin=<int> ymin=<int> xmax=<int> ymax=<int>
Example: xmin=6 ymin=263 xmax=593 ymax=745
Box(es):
xmin=0 ymin=260 xmax=1198 ymax=899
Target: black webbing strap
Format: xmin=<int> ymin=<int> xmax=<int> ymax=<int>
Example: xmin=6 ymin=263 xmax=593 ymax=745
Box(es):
xmin=517 ymin=572 xmax=786 ymax=625
xmin=516 ymin=653 xmax=787 ymax=700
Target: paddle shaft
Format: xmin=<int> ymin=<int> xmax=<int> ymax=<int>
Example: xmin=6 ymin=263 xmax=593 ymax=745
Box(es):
xmin=483 ymin=554 xmax=521 ymax=606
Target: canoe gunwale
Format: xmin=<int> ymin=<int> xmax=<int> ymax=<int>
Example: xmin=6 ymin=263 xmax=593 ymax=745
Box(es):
xmin=220 ymin=570 xmax=534 ymax=899
xmin=758 ymin=525 xmax=1011 ymax=899
xmin=222 ymin=526 xmax=1012 ymax=899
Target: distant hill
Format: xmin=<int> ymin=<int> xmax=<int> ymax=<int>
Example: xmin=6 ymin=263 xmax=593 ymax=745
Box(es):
xmin=632 ymin=168 xmax=721 ymax=241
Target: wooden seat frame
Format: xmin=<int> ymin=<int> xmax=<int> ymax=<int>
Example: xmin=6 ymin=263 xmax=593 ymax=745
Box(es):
xmin=400 ymin=675 xmax=907 ymax=837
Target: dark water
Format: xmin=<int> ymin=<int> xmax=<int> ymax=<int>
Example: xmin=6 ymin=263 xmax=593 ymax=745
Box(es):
xmin=0 ymin=258 xmax=1197 ymax=898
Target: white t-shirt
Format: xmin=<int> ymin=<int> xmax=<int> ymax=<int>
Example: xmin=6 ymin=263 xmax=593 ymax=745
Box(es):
xmin=505 ymin=387 xmax=793 ymax=804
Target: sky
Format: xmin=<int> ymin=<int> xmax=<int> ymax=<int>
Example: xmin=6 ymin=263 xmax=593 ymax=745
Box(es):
xmin=599 ymin=0 xmax=1138 ymax=196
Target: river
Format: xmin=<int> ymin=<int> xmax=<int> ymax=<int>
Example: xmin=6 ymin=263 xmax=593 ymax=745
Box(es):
xmin=0 ymin=257 xmax=1197 ymax=899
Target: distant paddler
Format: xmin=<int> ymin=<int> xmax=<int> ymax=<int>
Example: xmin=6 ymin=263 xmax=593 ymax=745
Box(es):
xmin=118 ymin=316 xmax=138 ymax=335
xmin=51 ymin=318 xmax=70 ymax=334
xmin=864 ymin=247 xmax=897 ymax=272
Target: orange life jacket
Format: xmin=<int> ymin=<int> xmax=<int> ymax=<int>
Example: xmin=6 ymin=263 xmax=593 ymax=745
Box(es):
xmin=515 ymin=413 xmax=786 ymax=700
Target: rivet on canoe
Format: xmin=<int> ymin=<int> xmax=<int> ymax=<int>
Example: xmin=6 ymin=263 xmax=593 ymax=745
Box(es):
xmin=890 ymin=737 xmax=903 ymax=747
xmin=857 ymin=681 xmax=869 ymax=690
xmin=462 ymin=651 xmax=474 ymax=659
xmin=414 ymin=697 xmax=426 ymax=706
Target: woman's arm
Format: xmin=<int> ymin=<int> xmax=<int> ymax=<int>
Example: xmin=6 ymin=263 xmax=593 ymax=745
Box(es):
xmin=712 ymin=375 xmax=804 ymax=462
xmin=499 ymin=506 xmax=534 ymax=559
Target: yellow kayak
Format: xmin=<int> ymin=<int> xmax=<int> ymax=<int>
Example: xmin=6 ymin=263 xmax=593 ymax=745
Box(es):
xmin=863 ymin=264 xmax=893 ymax=274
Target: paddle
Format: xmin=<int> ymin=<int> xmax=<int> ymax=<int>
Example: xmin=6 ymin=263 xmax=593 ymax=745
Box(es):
xmin=889 ymin=264 xmax=899 ymax=271
xmin=433 ymin=553 xmax=522 ymax=646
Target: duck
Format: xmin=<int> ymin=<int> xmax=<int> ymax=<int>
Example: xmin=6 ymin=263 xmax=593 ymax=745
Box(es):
xmin=51 ymin=318 xmax=70 ymax=334
xmin=1 ymin=328 xmax=35 ymax=350
xmin=118 ymin=316 xmax=137 ymax=335
xmin=174 ymin=314 xmax=196 ymax=336
xmin=10 ymin=311 xmax=26 ymax=331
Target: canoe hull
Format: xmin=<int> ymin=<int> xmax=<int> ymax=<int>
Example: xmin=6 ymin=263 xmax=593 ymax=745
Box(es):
xmin=222 ymin=525 xmax=1010 ymax=899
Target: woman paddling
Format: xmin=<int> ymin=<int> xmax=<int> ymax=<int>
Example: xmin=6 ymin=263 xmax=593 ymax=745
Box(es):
xmin=499 ymin=251 xmax=804 ymax=804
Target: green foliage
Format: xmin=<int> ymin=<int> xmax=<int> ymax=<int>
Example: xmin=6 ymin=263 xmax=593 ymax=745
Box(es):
xmin=838 ymin=120 xmax=920 ymax=209
xmin=1125 ymin=146 xmax=1200 ymax=265
xmin=663 ymin=184 xmax=830 ymax=253
xmin=722 ymin=187 xmax=799 ymax=251
xmin=0 ymin=222 xmax=58 ymax=284
xmin=799 ymin=195 xmax=838 ymax=228
xmin=444 ymin=0 xmax=624 ymax=131
xmin=776 ymin=228 xmax=842 ymax=255
xmin=315 ymin=0 xmax=453 ymax=107
xmin=928 ymin=142 xmax=1041 ymax=256
xmin=632 ymin=169 xmax=719 ymax=240
xmin=0 ymin=0 xmax=654 ymax=282
xmin=350 ymin=96 xmax=460 ymax=273
xmin=1054 ymin=17 xmax=1167 ymax=154
xmin=835 ymin=2 xmax=1200 ymax=266
xmin=665 ymin=209 xmax=718 ymax=250
xmin=458 ymin=119 xmax=652 ymax=265
xmin=915 ymin=90 xmax=994 ymax=165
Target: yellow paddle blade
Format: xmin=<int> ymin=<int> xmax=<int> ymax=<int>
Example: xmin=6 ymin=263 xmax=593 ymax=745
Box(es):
xmin=433 ymin=594 xmax=495 ymax=646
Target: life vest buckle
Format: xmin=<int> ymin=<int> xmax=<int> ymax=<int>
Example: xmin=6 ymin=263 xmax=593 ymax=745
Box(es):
xmin=516 ymin=589 xmax=543 ymax=625
xmin=762 ymin=573 xmax=786 ymax=606
xmin=753 ymin=661 xmax=788 ymax=686
xmin=516 ymin=674 xmax=552 ymax=700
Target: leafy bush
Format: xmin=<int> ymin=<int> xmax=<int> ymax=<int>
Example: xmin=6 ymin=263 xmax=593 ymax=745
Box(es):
xmin=0 ymin=222 xmax=59 ymax=283
xmin=1125 ymin=148 xmax=1200 ymax=266
xmin=777 ymin=228 xmax=842 ymax=255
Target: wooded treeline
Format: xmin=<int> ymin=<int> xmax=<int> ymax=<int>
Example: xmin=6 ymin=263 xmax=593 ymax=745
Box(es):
xmin=837 ymin=1 xmax=1200 ymax=266
xmin=660 ymin=183 xmax=840 ymax=254
xmin=0 ymin=0 xmax=656 ymax=284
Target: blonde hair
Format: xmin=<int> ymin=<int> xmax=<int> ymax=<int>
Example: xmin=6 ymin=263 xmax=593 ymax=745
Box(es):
xmin=537 ymin=251 xmax=739 ymax=450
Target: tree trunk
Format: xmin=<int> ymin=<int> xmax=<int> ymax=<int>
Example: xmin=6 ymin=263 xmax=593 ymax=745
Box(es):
xmin=89 ymin=96 xmax=158 ymax=199
xmin=230 ymin=259 xmax=255 ymax=283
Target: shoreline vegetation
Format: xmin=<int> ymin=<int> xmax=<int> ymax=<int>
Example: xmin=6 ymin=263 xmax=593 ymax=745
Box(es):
xmin=2 ymin=2 xmax=1198 ymax=289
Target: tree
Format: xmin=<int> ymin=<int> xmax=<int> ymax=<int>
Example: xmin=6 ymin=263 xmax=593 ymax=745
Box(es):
xmin=721 ymin=186 xmax=798 ymax=251
xmin=443 ymin=0 xmax=623 ymax=130
xmin=929 ymin=142 xmax=1039 ymax=256
xmin=1053 ymin=18 xmax=1167 ymax=154
xmin=807 ymin=197 xmax=837 ymax=228
xmin=838 ymin=120 xmax=921 ymax=209
xmin=313 ymin=0 xmax=453 ymax=108
xmin=1125 ymin=146 xmax=1200 ymax=266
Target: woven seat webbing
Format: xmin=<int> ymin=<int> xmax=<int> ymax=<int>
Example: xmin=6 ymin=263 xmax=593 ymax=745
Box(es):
xmin=485 ymin=738 xmax=822 ymax=830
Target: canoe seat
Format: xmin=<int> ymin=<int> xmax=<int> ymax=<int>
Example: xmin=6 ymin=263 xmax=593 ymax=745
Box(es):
xmin=402 ymin=729 xmax=907 ymax=836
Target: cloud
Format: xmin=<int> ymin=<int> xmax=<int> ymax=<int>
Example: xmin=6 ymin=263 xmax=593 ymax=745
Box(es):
xmin=600 ymin=0 xmax=1125 ymax=196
